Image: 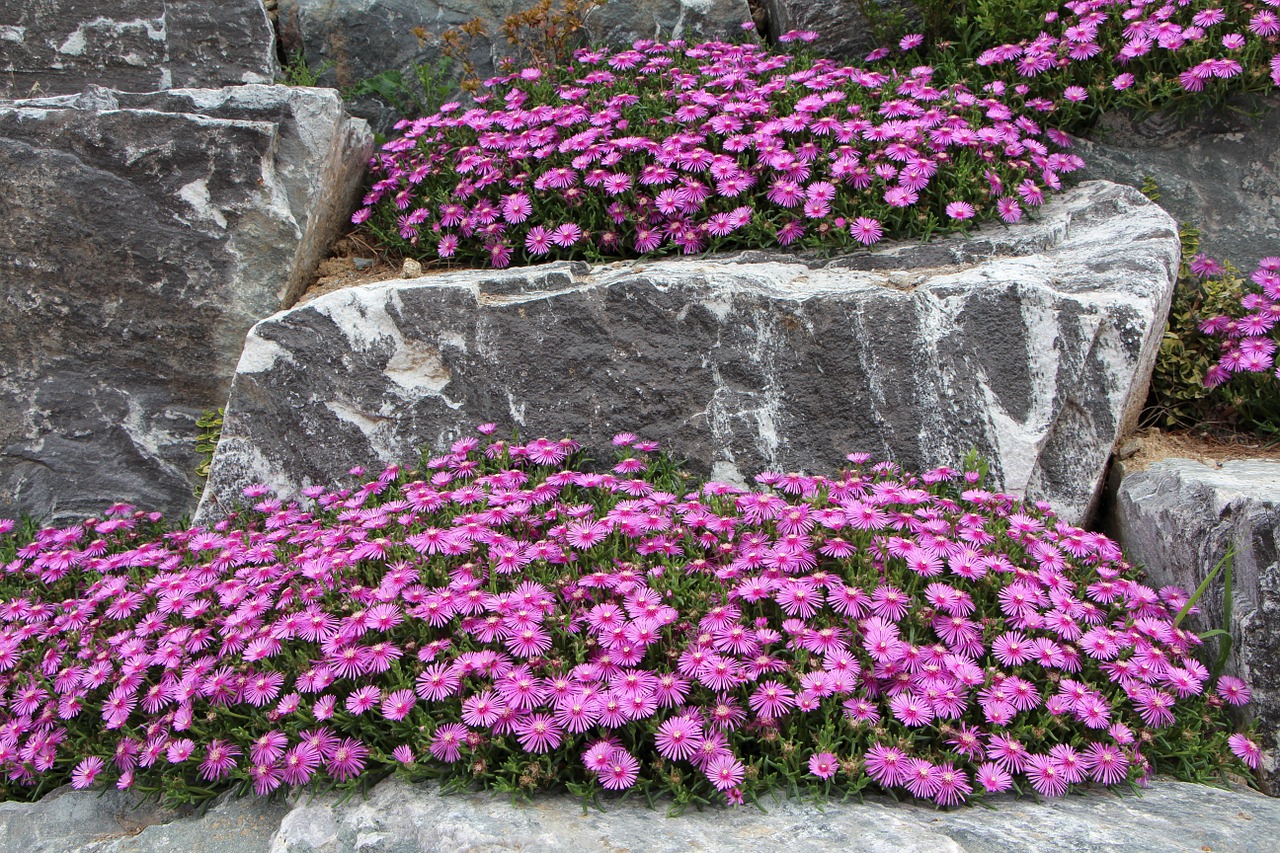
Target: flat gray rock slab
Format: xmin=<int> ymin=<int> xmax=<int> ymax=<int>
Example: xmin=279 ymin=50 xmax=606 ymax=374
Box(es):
xmin=0 ymin=0 xmax=278 ymax=98
xmin=1074 ymin=97 xmax=1280 ymax=271
xmin=200 ymin=181 xmax=1177 ymax=527
xmin=1109 ymin=457 xmax=1280 ymax=794
xmin=0 ymin=85 xmax=372 ymax=522
xmin=1 ymin=779 xmax=1276 ymax=853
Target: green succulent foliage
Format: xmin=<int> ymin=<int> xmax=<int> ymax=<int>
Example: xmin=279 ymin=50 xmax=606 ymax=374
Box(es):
xmin=279 ymin=49 xmax=334 ymax=88
xmin=1145 ymin=226 xmax=1280 ymax=435
xmin=194 ymin=408 xmax=224 ymax=488
xmin=345 ymin=56 xmax=457 ymax=129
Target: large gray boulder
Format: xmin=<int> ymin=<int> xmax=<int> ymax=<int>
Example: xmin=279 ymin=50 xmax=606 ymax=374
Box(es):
xmin=199 ymin=181 xmax=1177 ymax=526
xmin=0 ymin=0 xmax=278 ymax=99
xmin=1074 ymin=97 xmax=1280 ymax=272
xmin=1108 ymin=457 xmax=1280 ymax=794
xmin=761 ymin=0 xmax=921 ymax=62
xmin=0 ymin=777 xmax=1277 ymax=852
xmin=276 ymin=0 xmax=753 ymax=133
xmin=0 ymin=85 xmax=373 ymax=522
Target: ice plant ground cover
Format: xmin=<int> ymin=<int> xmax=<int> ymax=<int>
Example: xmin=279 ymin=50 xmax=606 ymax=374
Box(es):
xmin=353 ymin=0 xmax=1280 ymax=270
xmin=0 ymin=428 xmax=1261 ymax=809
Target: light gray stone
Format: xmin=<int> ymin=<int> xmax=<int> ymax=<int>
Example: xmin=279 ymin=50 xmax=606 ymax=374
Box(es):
xmin=0 ymin=0 xmax=278 ymax=99
xmin=269 ymin=778 xmax=1280 ymax=853
xmin=199 ymin=181 xmax=1177 ymax=526
xmin=1108 ymin=457 xmax=1280 ymax=795
xmin=4 ymin=777 xmax=1278 ymax=853
xmin=0 ymin=85 xmax=373 ymax=522
xmin=1073 ymin=97 xmax=1280 ymax=272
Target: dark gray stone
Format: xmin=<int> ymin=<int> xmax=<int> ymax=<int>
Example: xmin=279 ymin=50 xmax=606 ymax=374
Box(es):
xmin=1073 ymin=97 xmax=1280 ymax=272
xmin=0 ymin=85 xmax=373 ymax=523
xmin=761 ymin=0 xmax=921 ymax=62
xmin=1108 ymin=457 xmax=1280 ymax=794
xmin=199 ymin=181 xmax=1177 ymax=526
xmin=0 ymin=0 xmax=278 ymax=99
xmin=583 ymin=0 xmax=756 ymax=50
xmin=277 ymin=0 xmax=525 ymax=132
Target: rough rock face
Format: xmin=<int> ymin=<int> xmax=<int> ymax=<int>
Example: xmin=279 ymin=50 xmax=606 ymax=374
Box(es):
xmin=1 ymin=778 xmax=1277 ymax=852
xmin=1108 ymin=458 xmax=1280 ymax=794
xmin=1074 ymin=97 xmax=1280 ymax=271
xmin=200 ymin=181 xmax=1176 ymax=526
xmin=761 ymin=0 xmax=920 ymax=62
xmin=583 ymin=0 xmax=756 ymax=50
xmin=0 ymin=0 xmax=278 ymax=99
xmin=0 ymin=85 xmax=373 ymax=522
xmin=277 ymin=0 xmax=754 ymax=133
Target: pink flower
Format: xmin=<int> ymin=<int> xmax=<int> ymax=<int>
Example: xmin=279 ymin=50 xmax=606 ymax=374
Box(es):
xmin=1216 ymin=676 xmax=1252 ymax=706
xmin=849 ymin=217 xmax=883 ymax=245
xmin=945 ymin=201 xmax=976 ymax=221
xmin=600 ymin=748 xmax=640 ymax=789
xmin=1229 ymin=734 xmax=1263 ymax=769
xmin=71 ymin=756 xmax=105 ymax=789
xmin=808 ymin=751 xmax=838 ymax=780
xmin=705 ymin=753 xmax=745 ymax=790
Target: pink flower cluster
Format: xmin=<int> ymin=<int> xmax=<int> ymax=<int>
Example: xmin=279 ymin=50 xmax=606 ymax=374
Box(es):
xmin=961 ymin=0 xmax=1280 ymax=97
xmin=0 ymin=428 xmax=1261 ymax=807
xmin=1197 ymin=256 xmax=1280 ymax=385
xmin=354 ymin=35 xmax=1081 ymax=268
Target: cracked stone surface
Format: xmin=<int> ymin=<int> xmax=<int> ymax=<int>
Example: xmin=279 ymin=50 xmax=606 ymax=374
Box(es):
xmin=0 ymin=0 xmax=278 ymax=99
xmin=1108 ymin=457 xmax=1280 ymax=795
xmin=200 ymin=181 xmax=1177 ymax=527
xmin=0 ymin=85 xmax=372 ymax=522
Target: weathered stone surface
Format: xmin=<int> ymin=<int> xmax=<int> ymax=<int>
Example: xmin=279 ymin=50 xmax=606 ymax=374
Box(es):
xmin=1074 ymin=97 xmax=1280 ymax=272
xmin=1108 ymin=457 xmax=1280 ymax=795
xmin=0 ymin=1 xmax=278 ymax=99
xmin=2 ymin=778 xmax=1278 ymax=852
xmin=0 ymin=85 xmax=373 ymax=522
xmin=583 ymin=0 xmax=756 ymax=51
xmin=199 ymin=181 xmax=1176 ymax=526
xmin=761 ymin=0 xmax=920 ymax=62
xmin=277 ymin=0 xmax=754 ymax=132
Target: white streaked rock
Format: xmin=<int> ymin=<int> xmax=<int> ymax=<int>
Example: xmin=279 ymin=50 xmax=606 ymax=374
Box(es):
xmin=199 ymin=181 xmax=1177 ymax=526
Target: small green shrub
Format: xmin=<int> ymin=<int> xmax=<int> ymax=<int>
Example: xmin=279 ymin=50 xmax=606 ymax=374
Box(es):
xmin=279 ymin=49 xmax=334 ymax=88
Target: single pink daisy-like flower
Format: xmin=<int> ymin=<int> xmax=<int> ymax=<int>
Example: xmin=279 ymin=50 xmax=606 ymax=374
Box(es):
xmin=525 ymin=226 xmax=554 ymax=256
xmin=1229 ymin=733 xmax=1263 ymax=769
xmin=864 ymin=743 xmax=909 ymax=786
xmin=808 ymin=751 xmax=839 ymax=780
xmin=600 ymin=748 xmax=640 ymax=790
xmin=976 ymin=761 xmax=1012 ymax=793
xmin=345 ymin=684 xmax=381 ymax=715
xmin=749 ymin=680 xmax=796 ymax=718
xmin=199 ymin=739 xmax=241 ymax=782
xmin=705 ymin=753 xmax=745 ymax=790
xmin=656 ymin=714 xmax=702 ymax=761
xmin=71 ymin=756 xmax=105 ymax=789
xmin=945 ymin=201 xmax=976 ymax=221
xmin=1216 ymin=675 xmax=1252 ymax=706
xmin=326 ymin=737 xmax=369 ymax=781
xmin=932 ymin=763 xmax=972 ymax=806
xmin=849 ymin=217 xmax=883 ymax=245
xmin=1082 ymin=742 xmax=1129 ymax=785
xmin=515 ymin=713 xmax=563 ymax=753
xmin=1025 ymin=754 xmax=1070 ymax=798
